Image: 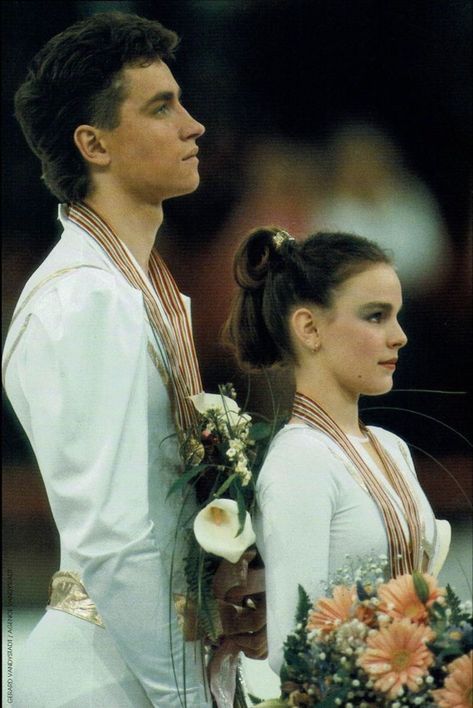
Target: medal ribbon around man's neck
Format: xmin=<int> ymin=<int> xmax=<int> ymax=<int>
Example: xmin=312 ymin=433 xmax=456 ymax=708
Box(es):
xmin=292 ymin=392 xmax=423 ymax=576
xmin=68 ymin=202 xmax=202 ymax=432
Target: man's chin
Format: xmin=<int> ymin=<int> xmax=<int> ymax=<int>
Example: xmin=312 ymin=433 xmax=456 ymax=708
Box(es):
xmin=165 ymin=178 xmax=201 ymax=201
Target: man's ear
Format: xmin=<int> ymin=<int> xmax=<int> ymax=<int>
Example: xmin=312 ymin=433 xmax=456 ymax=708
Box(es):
xmin=290 ymin=306 xmax=322 ymax=353
xmin=73 ymin=125 xmax=111 ymax=167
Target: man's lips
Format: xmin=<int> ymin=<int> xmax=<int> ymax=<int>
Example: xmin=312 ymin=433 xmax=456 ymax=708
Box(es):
xmin=182 ymin=148 xmax=199 ymax=161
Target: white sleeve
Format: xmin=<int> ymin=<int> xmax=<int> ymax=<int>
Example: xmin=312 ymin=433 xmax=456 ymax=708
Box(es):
xmin=256 ymin=430 xmax=340 ymax=674
xmin=14 ymin=270 xmax=201 ymax=706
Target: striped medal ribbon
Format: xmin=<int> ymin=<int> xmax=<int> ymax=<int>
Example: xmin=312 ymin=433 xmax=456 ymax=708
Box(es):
xmin=292 ymin=392 xmax=422 ymax=576
xmin=68 ymin=202 xmax=202 ymax=432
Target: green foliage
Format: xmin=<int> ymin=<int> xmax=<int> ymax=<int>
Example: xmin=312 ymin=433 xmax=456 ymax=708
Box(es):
xmin=233 ymin=674 xmax=250 ymax=707
xmin=184 ymin=535 xmax=221 ymax=641
xmin=234 ymin=483 xmax=247 ymax=536
xmin=249 ymin=421 xmax=274 ymax=441
xmin=317 ymin=692 xmax=348 ymax=708
xmin=166 ymin=463 xmax=209 ymax=499
xmin=412 ymin=570 xmax=430 ymax=603
xmin=445 ymin=583 xmax=471 ymax=625
xmin=280 ymin=586 xmax=313 ymax=689
xmin=295 ymin=584 xmax=312 ymax=625
xmin=428 ymin=583 xmax=472 ymax=667
xmin=214 ymin=471 xmax=238 ymax=497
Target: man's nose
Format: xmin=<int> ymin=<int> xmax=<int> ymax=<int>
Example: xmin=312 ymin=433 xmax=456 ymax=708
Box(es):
xmin=180 ymin=107 xmax=205 ymax=140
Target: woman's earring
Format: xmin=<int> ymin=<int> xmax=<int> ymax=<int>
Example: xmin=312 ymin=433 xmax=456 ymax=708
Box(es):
xmin=305 ymin=340 xmax=319 ymax=353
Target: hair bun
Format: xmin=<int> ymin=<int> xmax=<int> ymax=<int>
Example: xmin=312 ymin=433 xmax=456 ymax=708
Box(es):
xmin=233 ymin=226 xmax=292 ymax=291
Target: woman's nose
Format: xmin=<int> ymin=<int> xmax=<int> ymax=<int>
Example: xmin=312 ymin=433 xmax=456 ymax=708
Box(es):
xmin=392 ymin=321 xmax=408 ymax=349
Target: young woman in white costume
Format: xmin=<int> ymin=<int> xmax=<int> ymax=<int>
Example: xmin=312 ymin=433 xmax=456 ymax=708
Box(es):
xmin=226 ymin=227 xmax=450 ymax=673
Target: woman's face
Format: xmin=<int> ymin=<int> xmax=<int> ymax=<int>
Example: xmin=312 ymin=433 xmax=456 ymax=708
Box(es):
xmin=315 ymin=263 xmax=407 ymax=399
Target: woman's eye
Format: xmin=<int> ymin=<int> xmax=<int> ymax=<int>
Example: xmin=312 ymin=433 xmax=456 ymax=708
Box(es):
xmin=367 ymin=312 xmax=384 ymax=323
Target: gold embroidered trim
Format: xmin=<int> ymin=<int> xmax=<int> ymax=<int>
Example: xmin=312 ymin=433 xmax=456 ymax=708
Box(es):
xmin=397 ymin=439 xmax=415 ymax=474
xmin=9 ymin=265 xmax=109 ymax=330
xmin=2 ymin=314 xmax=33 ymax=386
xmin=328 ymin=445 xmax=370 ymax=494
xmin=2 ymin=265 xmax=108 ymax=383
xmin=47 ymin=570 xmax=105 ymax=628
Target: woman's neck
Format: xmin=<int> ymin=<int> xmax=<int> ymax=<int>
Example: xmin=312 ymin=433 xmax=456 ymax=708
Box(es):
xmin=292 ymin=370 xmax=362 ymax=437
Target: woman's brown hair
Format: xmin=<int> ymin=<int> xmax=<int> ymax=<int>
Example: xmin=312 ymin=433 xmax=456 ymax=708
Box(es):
xmin=225 ymin=227 xmax=392 ymax=371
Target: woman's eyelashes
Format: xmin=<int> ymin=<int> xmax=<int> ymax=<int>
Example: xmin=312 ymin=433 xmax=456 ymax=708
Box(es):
xmin=366 ymin=311 xmax=385 ymax=323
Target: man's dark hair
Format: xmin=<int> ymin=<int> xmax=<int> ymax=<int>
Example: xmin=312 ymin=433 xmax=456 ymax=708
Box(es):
xmin=14 ymin=12 xmax=179 ymax=203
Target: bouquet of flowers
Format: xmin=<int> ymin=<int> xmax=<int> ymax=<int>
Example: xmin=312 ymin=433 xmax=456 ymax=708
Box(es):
xmin=255 ymin=555 xmax=472 ymax=708
xmin=168 ymin=384 xmax=279 ymax=707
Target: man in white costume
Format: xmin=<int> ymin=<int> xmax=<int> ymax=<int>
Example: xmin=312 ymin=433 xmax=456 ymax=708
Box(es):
xmin=3 ymin=11 xmax=265 ymax=707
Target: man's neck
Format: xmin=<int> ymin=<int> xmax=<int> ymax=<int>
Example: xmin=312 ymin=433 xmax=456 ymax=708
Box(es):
xmin=83 ymin=193 xmax=163 ymax=273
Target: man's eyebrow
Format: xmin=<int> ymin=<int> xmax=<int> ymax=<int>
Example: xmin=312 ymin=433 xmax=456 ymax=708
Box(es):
xmin=143 ymin=87 xmax=182 ymax=109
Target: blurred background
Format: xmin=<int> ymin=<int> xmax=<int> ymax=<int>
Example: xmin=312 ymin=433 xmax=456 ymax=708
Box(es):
xmin=2 ymin=0 xmax=472 ymax=699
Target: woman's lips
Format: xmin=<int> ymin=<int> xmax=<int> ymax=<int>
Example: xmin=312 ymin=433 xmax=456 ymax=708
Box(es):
xmin=379 ymin=359 xmax=397 ymax=370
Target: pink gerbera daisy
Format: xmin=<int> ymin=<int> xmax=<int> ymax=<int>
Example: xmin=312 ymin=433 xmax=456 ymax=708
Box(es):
xmin=307 ymin=585 xmax=355 ymax=635
xmin=432 ymin=651 xmax=473 ymax=708
xmin=378 ymin=573 xmax=445 ymax=623
xmin=358 ymin=618 xmax=434 ymax=699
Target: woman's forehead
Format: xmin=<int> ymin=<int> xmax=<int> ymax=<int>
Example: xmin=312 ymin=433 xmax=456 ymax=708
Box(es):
xmin=334 ymin=264 xmax=402 ymax=304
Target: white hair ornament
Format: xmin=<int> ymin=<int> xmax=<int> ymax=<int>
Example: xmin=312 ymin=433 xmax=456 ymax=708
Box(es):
xmin=272 ymin=230 xmax=294 ymax=249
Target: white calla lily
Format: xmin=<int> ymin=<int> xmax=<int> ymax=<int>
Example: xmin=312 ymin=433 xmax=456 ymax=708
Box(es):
xmin=190 ymin=392 xmax=251 ymax=426
xmin=191 ymin=392 xmax=239 ymax=416
xmin=193 ymin=499 xmax=256 ymax=564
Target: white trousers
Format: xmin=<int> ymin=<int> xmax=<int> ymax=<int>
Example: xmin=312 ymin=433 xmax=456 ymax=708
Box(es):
xmin=12 ymin=609 xmax=208 ymax=707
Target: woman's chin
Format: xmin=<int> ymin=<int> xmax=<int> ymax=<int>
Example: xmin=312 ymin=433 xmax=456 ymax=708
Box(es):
xmin=362 ymin=380 xmax=394 ymax=397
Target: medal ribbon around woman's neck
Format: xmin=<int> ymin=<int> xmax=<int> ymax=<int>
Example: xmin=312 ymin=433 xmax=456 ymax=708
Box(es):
xmin=292 ymin=392 xmax=423 ymax=576
xmin=68 ymin=202 xmax=202 ymax=432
